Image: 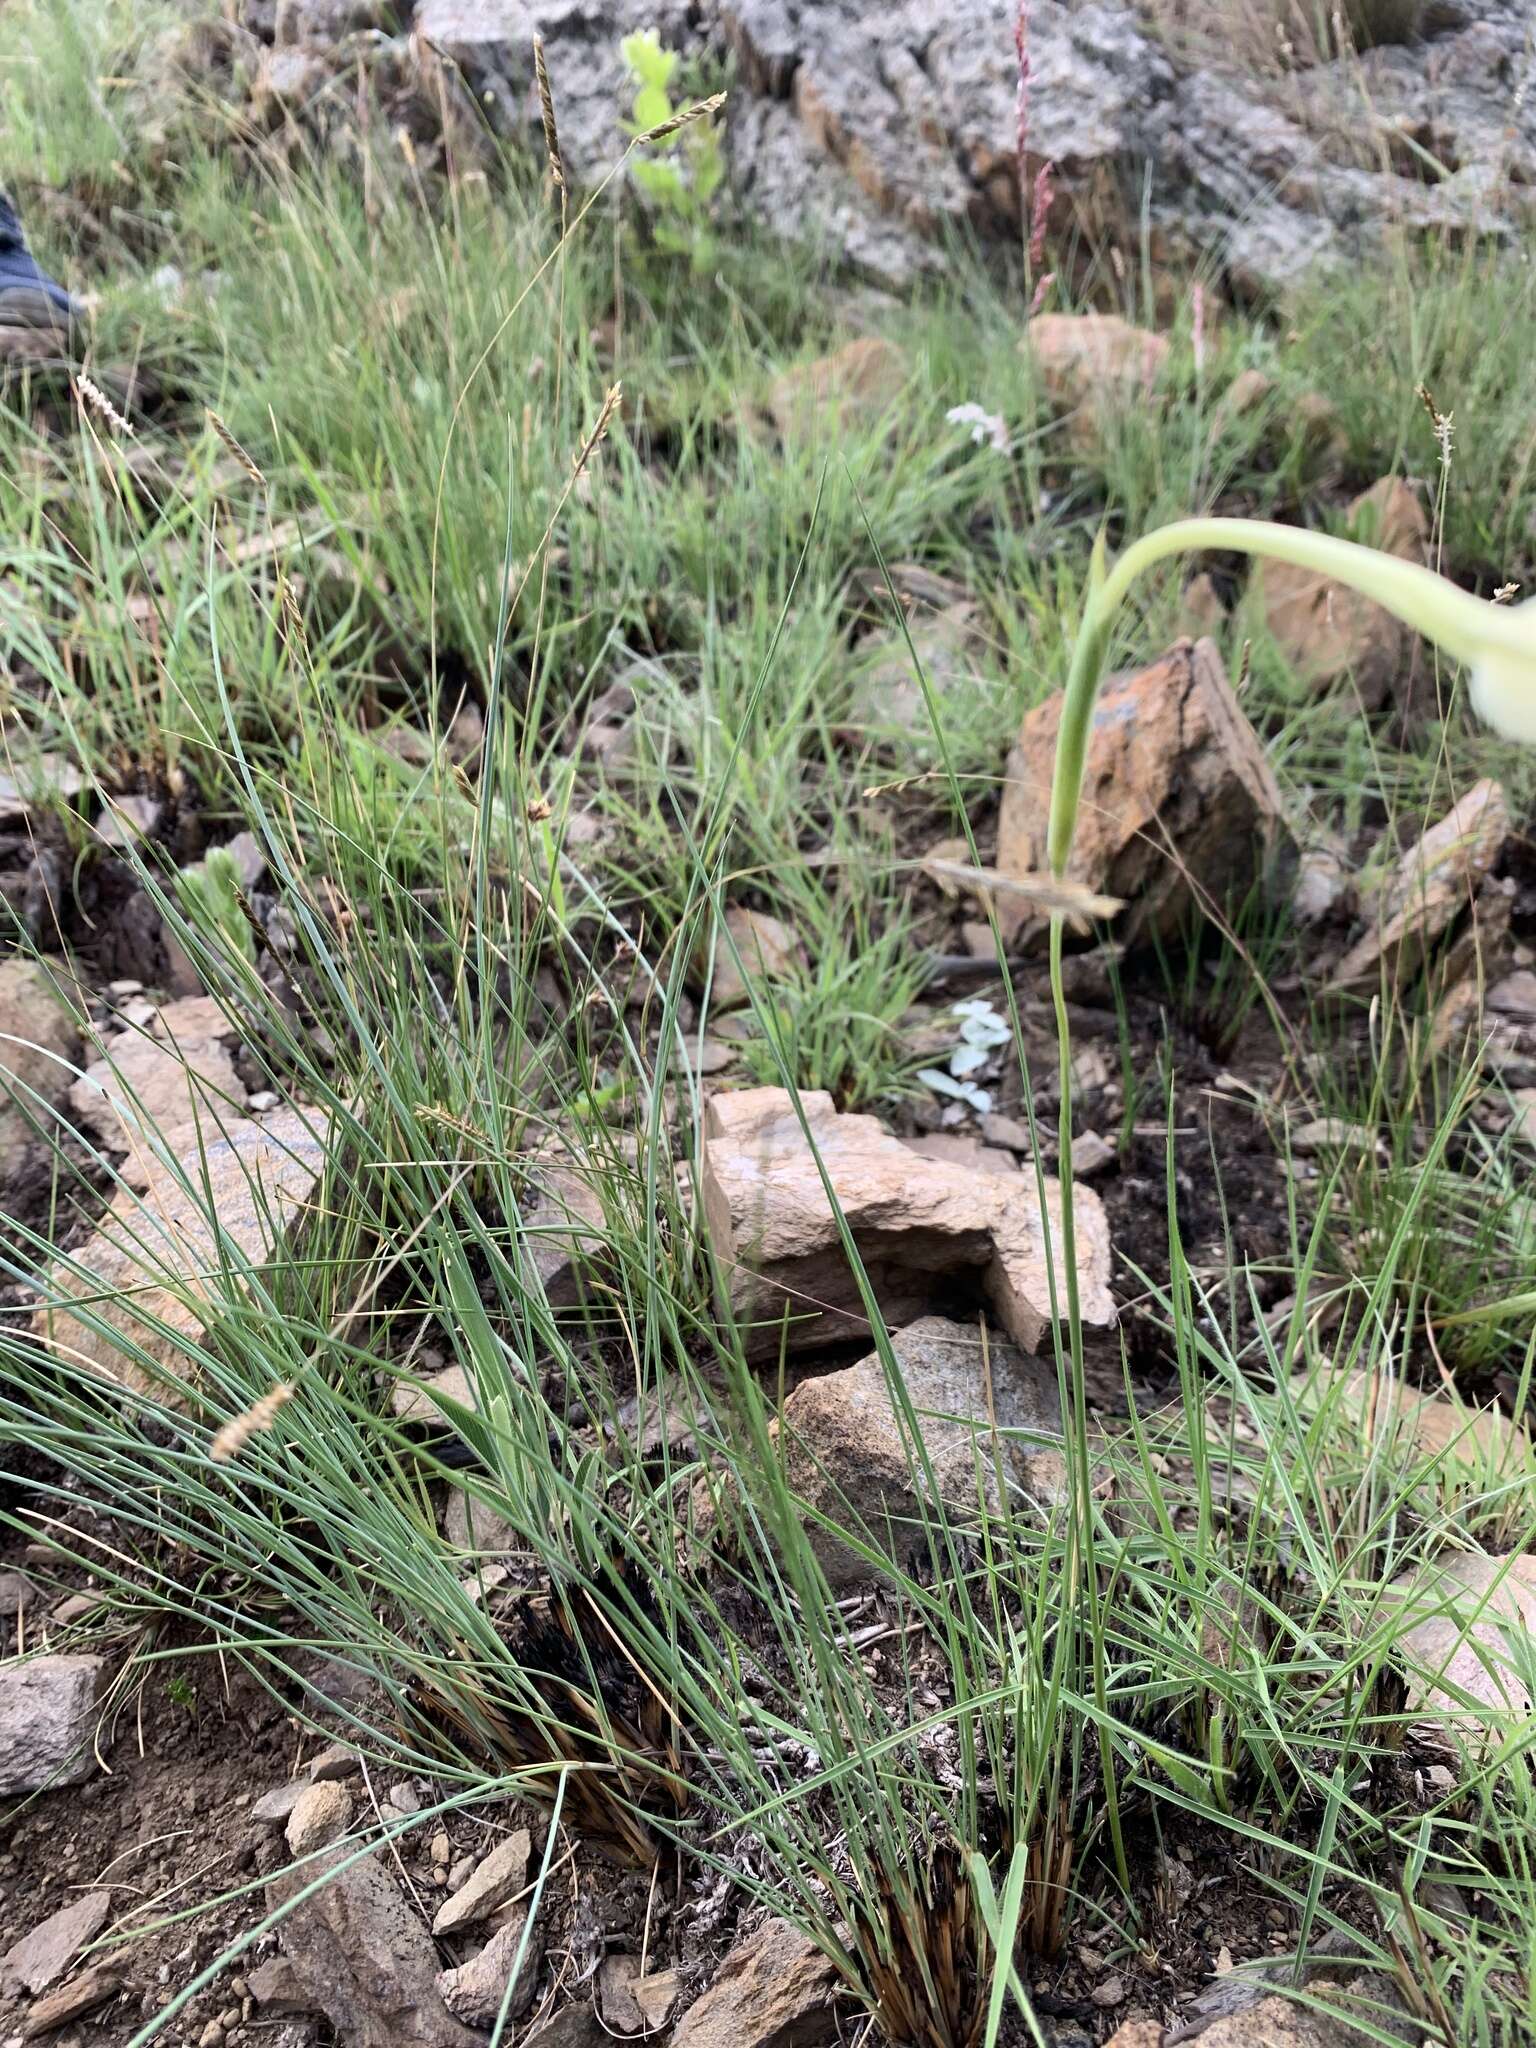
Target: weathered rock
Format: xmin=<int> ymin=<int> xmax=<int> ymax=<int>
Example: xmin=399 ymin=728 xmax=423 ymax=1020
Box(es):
xmin=246 ymin=1956 xmax=315 ymax=2013
xmin=285 ymin=1781 xmax=353 ymax=1857
xmin=524 ymin=2004 xmax=604 ymax=2048
xmin=20 ymin=1964 xmax=122 ymax=2039
xmin=307 ymin=1740 xmax=362 ymax=1782
xmin=267 ymin=1849 xmax=480 ymax=2048
xmin=0 ymin=1655 xmax=104 ymax=1795
xmin=671 ymin=1916 xmax=839 ymax=2048
xmin=633 ymin=1970 xmax=684 ymax=2030
xmin=436 ymin=1907 xmax=541 ymax=2025
xmin=392 ymin=1362 xmax=477 ymax=1422
xmin=1390 ymin=1551 xmax=1536 ymax=1731
xmin=703 ymin=908 xmax=804 ymax=1011
xmin=521 ymin=1144 xmax=609 ymax=1307
xmin=0 ymin=958 xmax=82 ymax=1169
xmin=444 ymin=1482 xmax=519 ymax=1557
xmin=0 ymin=1569 xmax=39 ymax=1615
xmin=253 ymin=1781 xmax=309 ymax=1824
xmin=1328 ymin=778 xmax=1509 ymax=990
xmin=1101 ymin=2024 xmax=1163 ymax=2048
xmin=1024 ymin=313 xmax=1169 ymax=444
xmin=68 ymin=1004 xmax=243 ymax=1189
xmin=2 ymin=1891 xmax=111 ymax=1996
xmin=33 ymin=1109 xmax=328 ymax=1405
xmin=849 ymin=602 xmax=984 ymax=744
xmin=0 ymin=754 xmax=83 ymax=825
xmin=1306 ymin=1370 xmax=1532 ymax=1480
xmin=597 ymin=1954 xmax=645 ymax=2034
xmin=995 ymin=638 xmax=1290 ymax=948
xmin=765 ymin=337 xmax=907 ymax=444
xmin=701 ymin=1087 xmax=1113 ymax=1359
xmin=1256 ymin=478 xmax=1428 ymax=708
xmin=431 ymin=1827 xmax=531 ymax=1936
xmin=745 ymin=1316 xmax=1068 ymax=1587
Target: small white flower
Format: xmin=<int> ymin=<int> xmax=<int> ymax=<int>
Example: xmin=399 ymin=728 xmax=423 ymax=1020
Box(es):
xmin=946 ymin=402 xmax=1009 ymax=454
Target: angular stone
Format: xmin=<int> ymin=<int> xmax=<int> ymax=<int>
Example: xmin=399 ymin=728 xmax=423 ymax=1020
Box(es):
xmin=671 ymin=1916 xmax=839 ymax=2048
xmin=68 ymin=1010 xmax=243 ymax=1189
xmin=33 ymin=1109 xmax=327 ymax=1405
xmin=436 ymin=1907 xmax=541 ymax=2025
xmin=2 ymin=1891 xmax=111 ymax=1995
xmin=285 ymin=1781 xmax=353 ymax=1857
xmin=597 ymin=1954 xmax=644 ymax=2035
xmin=0 ymin=1655 xmax=104 ymax=1796
xmin=392 ymin=1364 xmax=477 ymax=1423
xmin=521 ymin=1145 xmax=608 ymax=1307
xmin=1300 ymin=1370 xmax=1531 ymax=1480
xmin=633 ymin=1969 xmax=684 ymax=2030
xmin=1257 ymin=477 xmax=1428 ymax=709
xmin=702 ymin=1087 xmax=1113 ymax=1359
xmin=849 ymin=602 xmax=984 ymax=745
xmin=0 ymin=754 xmax=83 ymax=825
xmin=524 ymin=2007 xmax=604 ymax=2048
xmin=758 ymin=1316 xmax=1067 ymax=1588
xmin=1024 ymin=313 xmax=1169 ymax=443
xmin=252 ymin=1781 xmax=308 ymax=1824
xmin=766 ymin=338 xmax=907 ymax=444
xmin=1329 ymin=779 xmax=1509 ymax=990
xmin=704 ymin=908 xmax=803 ymax=1011
xmin=20 ymin=1964 xmax=122 ymax=2038
xmin=1390 ymin=1552 xmax=1536 ymax=1731
xmin=995 ymin=638 xmax=1290 ymax=948
xmin=0 ymin=958 xmax=82 ymax=1168
xmin=431 ymin=1828 xmax=531 ymax=1937
xmin=267 ymin=1849 xmax=480 ymax=2048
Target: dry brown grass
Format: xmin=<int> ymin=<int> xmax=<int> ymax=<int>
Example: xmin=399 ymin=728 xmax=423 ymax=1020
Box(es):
xmin=1144 ymin=0 xmax=1426 ymax=73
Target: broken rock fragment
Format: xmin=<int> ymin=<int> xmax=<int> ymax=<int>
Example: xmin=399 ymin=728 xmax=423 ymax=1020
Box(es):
xmin=1328 ymin=777 xmax=1509 ymax=990
xmin=767 ymin=1315 xmax=1067 ymax=1587
xmin=702 ymin=906 xmax=804 ymax=1011
xmin=701 ymin=1087 xmax=1112 ymax=1359
xmin=0 ymin=1654 xmax=104 ymax=1796
xmin=33 ymin=1109 xmax=327 ymax=1405
xmin=1389 ymin=1552 xmax=1536 ymax=1737
xmin=995 ymin=637 xmax=1290 ymax=948
xmin=1256 ymin=476 xmax=1428 ymax=708
xmin=267 ymin=1849 xmax=480 ymax=2048
xmin=671 ymin=1916 xmax=840 ymax=2048
xmin=766 ymin=337 xmax=907 ymax=444
xmin=1024 ymin=313 xmax=1169 ymax=446
xmin=0 ymin=958 xmax=82 ymax=1171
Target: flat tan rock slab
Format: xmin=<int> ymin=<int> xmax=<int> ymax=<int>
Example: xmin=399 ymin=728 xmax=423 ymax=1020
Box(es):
xmin=1389 ymin=1551 xmax=1536 ymax=1734
xmin=1256 ymin=476 xmax=1427 ymax=709
xmin=996 ymin=637 xmax=1289 ymax=948
xmin=1327 ymin=777 xmax=1509 ymax=990
xmin=1302 ymin=1369 xmax=1532 ymax=1479
xmin=34 ymin=1109 xmax=327 ymax=1405
xmin=765 ymin=336 xmax=907 ymax=444
xmin=701 ymin=907 xmax=804 ymax=1011
xmin=69 ymin=996 xmax=244 ymax=1188
xmin=701 ymin=1086 xmax=1112 ymax=1359
xmin=1024 ymin=314 xmax=1170 ymax=445
xmin=0 ymin=958 xmax=83 ymax=1168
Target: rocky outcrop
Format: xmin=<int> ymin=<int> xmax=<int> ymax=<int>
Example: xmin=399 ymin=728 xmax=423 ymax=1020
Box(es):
xmin=701 ymin=1086 xmax=1114 ymax=1358
xmin=405 ymin=0 xmax=1535 ymax=290
xmin=191 ymin=0 xmax=1536 ymax=292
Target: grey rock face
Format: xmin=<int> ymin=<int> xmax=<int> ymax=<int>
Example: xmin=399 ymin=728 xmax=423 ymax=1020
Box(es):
xmin=0 ymin=1655 xmax=105 ymax=1796
xmin=409 ymin=0 xmax=1536 ymax=290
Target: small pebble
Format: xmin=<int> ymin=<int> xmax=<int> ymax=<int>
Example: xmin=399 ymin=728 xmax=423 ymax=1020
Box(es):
xmin=245 ymin=1090 xmax=280 ymax=1113
xmin=429 ymin=1830 xmax=451 ymax=1866
xmin=387 ymin=1781 xmax=421 ymax=1816
xmin=306 ymin=1741 xmax=360 ymax=1783
xmin=446 ymin=1854 xmax=475 ymax=1892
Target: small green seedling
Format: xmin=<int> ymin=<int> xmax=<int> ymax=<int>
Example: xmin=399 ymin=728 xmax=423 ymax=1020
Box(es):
xmin=621 ymin=29 xmax=725 ymax=272
xmin=178 ymin=844 xmax=257 ymax=967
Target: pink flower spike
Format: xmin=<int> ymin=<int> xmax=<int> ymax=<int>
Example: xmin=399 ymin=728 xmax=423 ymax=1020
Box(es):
xmin=1028 ymin=158 xmax=1054 ymax=271
xmin=1027 ymin=270 xmax=1056 ymax=319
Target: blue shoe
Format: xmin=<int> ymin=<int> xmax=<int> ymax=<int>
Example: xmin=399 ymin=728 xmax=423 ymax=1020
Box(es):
xmin=0 ymin=191 xmax=78 ymax=331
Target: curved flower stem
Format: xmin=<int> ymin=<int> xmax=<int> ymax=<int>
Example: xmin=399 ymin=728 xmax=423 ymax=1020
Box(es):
xmin=1040 ymin=513 xmax=1502 ymax=1880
